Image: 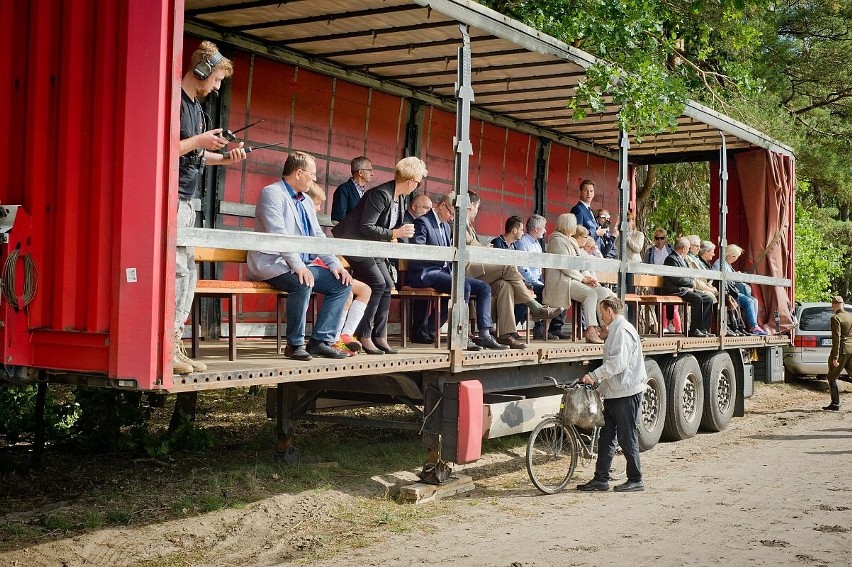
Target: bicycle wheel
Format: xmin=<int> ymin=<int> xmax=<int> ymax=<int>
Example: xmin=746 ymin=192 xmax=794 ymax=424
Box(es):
xmin=608 ymin=444 xmax=627 ymax=480
xmin=526 ymin=417 xmax=579 ymax=494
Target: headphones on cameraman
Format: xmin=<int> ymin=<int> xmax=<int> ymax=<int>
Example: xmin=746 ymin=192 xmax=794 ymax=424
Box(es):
xmin=192 ymin=50 xmax=224 ymax=80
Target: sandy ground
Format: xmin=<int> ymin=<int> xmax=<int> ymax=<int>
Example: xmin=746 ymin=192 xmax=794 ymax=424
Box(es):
xmin=3 ymin=381 xmax=850 ymax=567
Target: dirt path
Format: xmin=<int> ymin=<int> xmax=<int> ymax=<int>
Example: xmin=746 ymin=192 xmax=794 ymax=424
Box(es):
xmin=2 ymin=382 xmax=850 ymax=567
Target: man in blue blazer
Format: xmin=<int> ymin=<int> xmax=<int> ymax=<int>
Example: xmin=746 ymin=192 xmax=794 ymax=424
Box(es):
xmin=408 ymin=195 xmax=508 ymax=351
xmin=330 ymin=156 xmax=373 ymax=223
xmin=570 ymin=179 xmax=606 ymax=244
xmin=248 ymin=151 xmax=353 ymax=361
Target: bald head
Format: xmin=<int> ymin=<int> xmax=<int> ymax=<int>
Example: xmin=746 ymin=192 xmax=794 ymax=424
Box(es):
xmin=408 ymin=193 xmax=432 ymax=219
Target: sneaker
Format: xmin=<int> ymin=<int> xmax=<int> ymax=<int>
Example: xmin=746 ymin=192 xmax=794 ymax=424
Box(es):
xmin=613 ymin=479 xmax=645 ymax=492
xmin=749 ymin=326 xmax=767 ymax=336
xmin=307 ymin=339 xmax=348 ymax=359
xmin=172 ymin=354 xmax=193 ymax=375
xmin=465 ymin=339 xmax=483 ymax=351
xmin=333 ymin=340 xmax=358 ymax=356
xmin=339 ymin=334 xmax=362 ymax=352
xmin=664 ymin=323 xmax=676 ymax=334
xmin=284 ymin=344 xmax=312 ymax=361
xmin=173 ymin=334 xmax=207 ymax=372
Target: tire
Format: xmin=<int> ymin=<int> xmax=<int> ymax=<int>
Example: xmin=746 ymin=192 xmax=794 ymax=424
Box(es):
xmin=526 ymin=417 xmax=579 ymax=494
xmin=660 ymin=355 xmax=704 ymax=441
xmin=638 ymin=358 xmax=667 ymax=451
xmin=698 ymin=352 xmax=737 ymax=432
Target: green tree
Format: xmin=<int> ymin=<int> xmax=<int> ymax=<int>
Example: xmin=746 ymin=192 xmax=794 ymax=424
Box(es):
xmin=793 ymin=188 xmax=846 ymax=302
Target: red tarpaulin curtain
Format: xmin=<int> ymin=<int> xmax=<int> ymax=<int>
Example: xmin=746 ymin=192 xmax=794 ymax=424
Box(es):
xmin=732 ymin=150 xmax=796 ymax=334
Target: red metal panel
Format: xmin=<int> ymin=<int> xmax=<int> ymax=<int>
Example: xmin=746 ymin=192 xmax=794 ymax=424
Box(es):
xmin=364 ymin=91 xmax=408 ymax=171
xmin=545 ymin=143 xmax=571 ymax=221
xmin=421 ymin=106 xmax=456 ymax=197
xmin=0 ymin=0 xmax=181 ymax=387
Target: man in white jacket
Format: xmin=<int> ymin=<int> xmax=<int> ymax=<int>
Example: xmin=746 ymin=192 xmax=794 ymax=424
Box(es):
xmin=577 ymin=297 xmax=647 ymax=492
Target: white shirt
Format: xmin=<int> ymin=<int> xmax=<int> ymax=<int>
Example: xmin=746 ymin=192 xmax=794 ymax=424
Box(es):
xmin=589 ymin=315 xmax=647 ymax=399
xmin=652 ymin=246 xmax=669 ymax=265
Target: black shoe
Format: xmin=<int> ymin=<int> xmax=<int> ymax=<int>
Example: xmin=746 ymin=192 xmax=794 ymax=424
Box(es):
xmin=465 ymin=339 xmax=483 ymax=351
xmin=284 ymin=344 xmax=312 ymax=361
xmin=577 ymin=479 xmax=610 ymax=492
xmin=411 ymin=334 xmax=435 ymax=345
xmin=823 ymin=403 xmax=840 ymax=411
xmin=689 ymin=329 xmax=708 ymax=338
xmin=306 ymin=339 xmax=348 ymax=359
xmin=373 ymin=338 xmax=399 ymax=354
xmin=475 ymin=334 xmax=510 ymax=350
xmin=533 ymin=329 xmax=560 ymax=340
xmin=613 ymin=479 xmax=645 ymax=492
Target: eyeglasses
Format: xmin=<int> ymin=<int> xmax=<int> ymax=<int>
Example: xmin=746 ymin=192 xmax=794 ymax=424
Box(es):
xmin=654 ymin=236 xmax=666 ymax=240
xmin=413 ymin=179 xmax=423 ymax=189
xmin=599 ymin=216 xmax=611 ymax=220
xmin=360 ymin=168 xmax=373 ymax=172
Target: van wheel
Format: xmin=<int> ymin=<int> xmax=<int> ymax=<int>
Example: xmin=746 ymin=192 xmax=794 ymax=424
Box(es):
xmin=698 ymin=352 xmax=736 ymax=432
xmin=638 ymin=359 xmax=666 ymax=452
xmin=660 ymin=355 xmax=704 ymax=441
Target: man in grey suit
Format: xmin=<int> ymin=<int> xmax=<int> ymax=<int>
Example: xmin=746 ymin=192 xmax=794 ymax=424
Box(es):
xmin=248 ymin=151 xmax=352 ymax=361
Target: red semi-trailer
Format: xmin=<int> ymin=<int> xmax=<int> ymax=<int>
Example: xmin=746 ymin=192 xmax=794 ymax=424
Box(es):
xmin=1 ymin=0 xmax=795 ymax=472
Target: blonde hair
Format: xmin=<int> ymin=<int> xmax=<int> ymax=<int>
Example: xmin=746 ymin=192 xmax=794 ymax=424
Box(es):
xmin=395 ymin=156 xmax=428 ymax=183
xmin=725 ymin=243 xmax=744 ymax=259
xmin=574 ymin=225 xmax=590 ymax=238
xmin=190 ymin=41 xmax=234 ymax=77
xmin=306 ymin=182 xmax=326 ymax=207
xmin=555 ymin=213 xmax=577 ymax=236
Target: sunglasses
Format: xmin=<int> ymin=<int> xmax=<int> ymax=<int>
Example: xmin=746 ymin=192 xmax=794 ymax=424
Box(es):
xmin=654 ymin=236 xmax=666 ymax=240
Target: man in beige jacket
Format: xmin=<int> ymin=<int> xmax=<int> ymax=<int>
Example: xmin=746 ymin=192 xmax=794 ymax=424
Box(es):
xmin=465 ymin=192 xmax=562 ymax=348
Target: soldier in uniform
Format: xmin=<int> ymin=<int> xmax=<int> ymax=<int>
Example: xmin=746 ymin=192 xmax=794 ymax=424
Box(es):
xmin=824 ymin=295 xmax=852 ymax=411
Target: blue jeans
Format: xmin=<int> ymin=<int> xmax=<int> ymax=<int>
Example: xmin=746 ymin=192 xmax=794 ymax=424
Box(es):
xmin=267 ymin=266 xmax=351 ymax=346
xmin=738 ymin=293 xmax=759 ymax=328
xmin=595 ymin=392 xmax=642 ymax=483
xmin=416 ymin=268 xmax=493 ymax=332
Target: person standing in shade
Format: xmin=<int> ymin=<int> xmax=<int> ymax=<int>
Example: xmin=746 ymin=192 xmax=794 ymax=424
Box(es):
xmin=330 ymin=156 xmax=373 ymax=223
xmin=577 ymin=297 xmax=646 ymax=492
xmin=824 ymin=295 xmax=852 ymax=411
xmin=175 ymin=41 xmax=247 ymax=375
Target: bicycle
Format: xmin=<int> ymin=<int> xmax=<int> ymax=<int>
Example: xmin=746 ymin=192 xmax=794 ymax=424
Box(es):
xmin=526 ymin=376 xmax=626 ymax=494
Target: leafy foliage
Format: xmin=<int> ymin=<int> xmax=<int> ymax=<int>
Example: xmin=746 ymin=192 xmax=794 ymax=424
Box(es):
xmin=793 ymin=188 xmax=847 ymax=301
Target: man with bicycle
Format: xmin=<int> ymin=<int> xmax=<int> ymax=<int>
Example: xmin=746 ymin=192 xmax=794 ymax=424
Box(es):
xmin=578 ymin=297 xmax=647 ymax=492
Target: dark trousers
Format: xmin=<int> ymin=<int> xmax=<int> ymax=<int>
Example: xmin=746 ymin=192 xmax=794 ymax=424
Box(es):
xmin=826 ymin=352 xmax=852 ymax=406
xmin=411 ymin=268 xmax=492 ymax=334
xmin=595 ymin=392 xmax=642 ymax=483
xmin=346 ymin=255 xmax=393 ymax=339
xmin=676 ymin=289 xmax=713 ymax=332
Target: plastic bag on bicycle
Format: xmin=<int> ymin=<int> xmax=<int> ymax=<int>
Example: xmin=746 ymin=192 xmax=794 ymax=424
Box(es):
xmin=563 ymin=386 xmax=605 ymax=428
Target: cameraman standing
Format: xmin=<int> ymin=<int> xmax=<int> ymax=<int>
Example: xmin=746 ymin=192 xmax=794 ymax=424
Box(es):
xmin=577 ymin=297 xmax=647 ymax=492
xmin=596 ymin=209 xmax=619 ymax=259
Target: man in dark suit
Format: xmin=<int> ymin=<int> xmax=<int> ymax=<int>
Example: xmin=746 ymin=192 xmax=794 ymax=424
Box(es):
xmin=570 ymin=179 xmax=606 ymax=244
xmin=824 ymin=295 xmax=852 ymax=411
xmin=663 ymin=237 xmax=714 ymax=337
xmin=408 ymin=194 xmax=508 ymax=351
xmin=330 ymin=156 xmax=373 ymax=223
xmin=403 ymin=193 xmax=432 ymax=225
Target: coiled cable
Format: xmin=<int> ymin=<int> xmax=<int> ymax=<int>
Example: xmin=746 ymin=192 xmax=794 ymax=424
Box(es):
xmin=2 ymin=246 xmax=38 ymax=310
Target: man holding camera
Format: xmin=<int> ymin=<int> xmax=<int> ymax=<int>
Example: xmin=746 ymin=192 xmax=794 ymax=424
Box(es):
xmin=596 ymin=208 xmax=619 ymax=259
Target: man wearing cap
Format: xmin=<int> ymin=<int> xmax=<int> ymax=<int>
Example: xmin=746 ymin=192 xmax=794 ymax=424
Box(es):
xmin=824 ymin=295 xmax=852 ymax=411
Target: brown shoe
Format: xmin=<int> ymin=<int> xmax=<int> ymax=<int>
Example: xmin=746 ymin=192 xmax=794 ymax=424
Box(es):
xmin=497 ymin=333 xmax=526 ymax=349
xmin=585 ymin=326 xmax=604 ymax=344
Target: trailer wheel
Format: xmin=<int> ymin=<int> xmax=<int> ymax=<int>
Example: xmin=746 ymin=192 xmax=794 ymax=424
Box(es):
xmin=698 ymin=352 xmax=736 ymax=432
xmin=638 ymin=359 xmax=666 ymax=452
xmin=660 ymin=355 xmax=704 ymax=441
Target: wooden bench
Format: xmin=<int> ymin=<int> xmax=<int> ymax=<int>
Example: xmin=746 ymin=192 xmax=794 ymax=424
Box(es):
xmin=192 ymin=247 xmax=289 ymax=361
xmin=628 ymin=274 xmax=689 ymax=337
xmin=396 ymin=258 xmax=449 ymax=348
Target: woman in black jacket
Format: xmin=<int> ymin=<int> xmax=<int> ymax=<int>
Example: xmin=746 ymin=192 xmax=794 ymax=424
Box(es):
xmin=331 ymin=157 xmax=425 ymax=354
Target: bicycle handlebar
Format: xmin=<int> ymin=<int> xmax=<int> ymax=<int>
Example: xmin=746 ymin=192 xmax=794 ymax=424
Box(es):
xmin=542 ymin=376 xmax=581 ymax=388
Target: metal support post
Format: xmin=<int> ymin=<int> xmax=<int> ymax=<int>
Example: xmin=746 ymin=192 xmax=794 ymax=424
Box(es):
xmin=718 ymin=133 xmax=729 ymax=337
xmin=617 ymin=129 xmax=630 ymax=299
xmin=449 ymin=24 xmax=474 ymax=367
